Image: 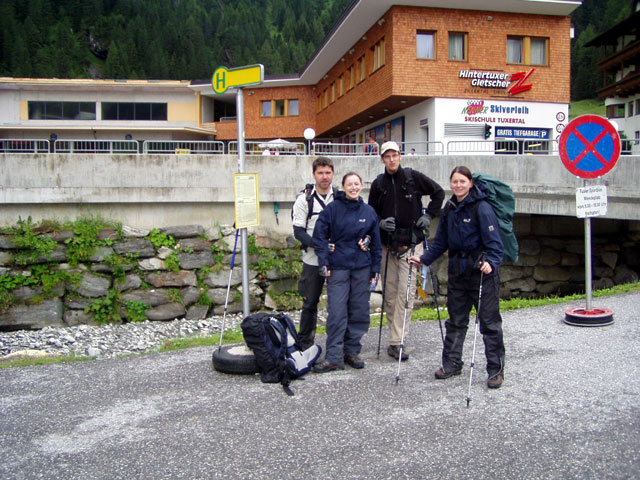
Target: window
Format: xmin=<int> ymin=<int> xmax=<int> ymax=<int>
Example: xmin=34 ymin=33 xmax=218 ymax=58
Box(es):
xmin=316 ymin=95 xmax=322 ymax=113
xmin=606 ymin=104 xmax=625 ymax=118
xmin=339 ymin=75 xmax=344 ymax=97
xmin=274 ymin=100 xmax=285 ymax=117
xmin=289 ymin=99 xmax=299 ymax=116
xmin=507 ymin=37 xmax=523 ymax=63
xmin=636 ymin=99 xmax=640 ymax=116
xmin=262 ymin=99 xmax=298 ymax=116
xmin=530 ymin=37 xmax=547 ymax=65
xmin=323 ymin=89 xmax=329 ymax=108
xmin=28 ymin=101 xmax=96 ymax=120
xmin=417 ymin=31 xmax=435 ymax=59
xmin=371 ymin=37 xmax=385 ymax=72
xmin=331 ymin=82 xmax=336 ymax=103
xmin=349 ymin=65 xmax=355 ymax=90
xmin=101 ymin=102 xmax=167 ymax=120
xmin=261 ymin=101 xmax=271 ymax=117
xmin=449 ymin=32 xmax=467 ymax=61
xmin=628 ymin=101 xmax=634 ymax=117
xmin=507 ymin=36 xmax=548 ymax=65
xmin=359 ymin=56 xmax=366 ymax=82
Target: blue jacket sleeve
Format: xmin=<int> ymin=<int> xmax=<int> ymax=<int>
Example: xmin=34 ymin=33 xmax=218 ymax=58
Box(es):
xmin=419 ymin=210 xmax=449 ymax=266
xmin=476 ymin=201 xmax=504 ymax=270
xmin=312 ymin=208 xmax=331 ymax=267
xmin=369 ymin=213 xmax=382 ymax=274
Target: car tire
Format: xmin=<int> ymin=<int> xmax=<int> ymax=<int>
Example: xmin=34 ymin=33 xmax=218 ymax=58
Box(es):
xmin=212 ymin=344 xmax=259 ymax=375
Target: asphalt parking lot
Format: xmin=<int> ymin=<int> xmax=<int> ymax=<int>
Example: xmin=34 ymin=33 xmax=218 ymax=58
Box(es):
xmin=1 ymin=291 xmax=639 ymax=480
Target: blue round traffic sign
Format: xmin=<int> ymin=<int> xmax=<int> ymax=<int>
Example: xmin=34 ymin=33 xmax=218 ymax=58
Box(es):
xmin=559 ymin=115 xmax=621 ymax=179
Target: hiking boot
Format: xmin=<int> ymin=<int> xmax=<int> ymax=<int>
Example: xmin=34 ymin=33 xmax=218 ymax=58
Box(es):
xmin=434 ymin=367 xmax=462 ymax=379
xmin=313 ymin=360 xmax=344 ymax=373
xmin=487 ymin=371 xmax=504 ymax=389
xmin=387 ymin=345 xmax=409 ymax=361
xmin=344 ymin=354 xmax=365 ymax=369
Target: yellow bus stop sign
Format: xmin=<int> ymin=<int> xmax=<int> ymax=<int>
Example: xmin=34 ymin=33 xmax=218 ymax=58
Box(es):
xmin=212 ymin=64 xmax=264 ymax=94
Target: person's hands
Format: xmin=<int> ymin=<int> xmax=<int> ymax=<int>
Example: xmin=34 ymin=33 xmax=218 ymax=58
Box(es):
xmin=415 ymin=214 xmax=431 ymax=236
xmin=379 ymin=217 xmax=396 ymax=233
xmin=369 ymin=272 xmax=380 ymax=291
xmin=408 ymin=255 xmax=422 ymax=266
xmin=318 ymin=265 xmax=330 ymax=277
xmin=478 ymin=261 xmax=492 ymax=274
xmin=359 ymin=235 xmax=371 ymax=251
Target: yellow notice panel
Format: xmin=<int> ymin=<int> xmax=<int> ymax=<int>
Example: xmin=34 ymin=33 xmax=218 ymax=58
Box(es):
xmin=233 ymin=173 xmax=260 ymax=228
xmin=212 ymin=64 xmax=264 ymax=94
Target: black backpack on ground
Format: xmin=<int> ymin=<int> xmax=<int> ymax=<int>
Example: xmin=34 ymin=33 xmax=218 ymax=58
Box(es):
xmin=240 ymin=312 xmax=322 ymax=396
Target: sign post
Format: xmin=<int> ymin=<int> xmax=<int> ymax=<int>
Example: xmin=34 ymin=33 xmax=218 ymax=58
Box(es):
xmin=213 ymin=64 xmax=264 ymax=317
xmin=558 ymin=115 xmax=619 ymax=326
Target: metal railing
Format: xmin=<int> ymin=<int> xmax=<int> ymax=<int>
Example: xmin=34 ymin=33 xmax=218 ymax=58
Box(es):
xmin=622 ymin=139 xmax=640 ymax=155
xmin=313 ymin=142 xmax=369 ymax=155
xmin=522 ymin=139 xmax=559 ymax=155
xmin=312 ymin=141 xmax=444 ymax=156
xmin=228 ymin=140 xmax=306 ymax=155
xmin=54 ymin=139 xmax=139 ymax=154
xmin=447 ymin=139 xmax=519 ymax=155
xmin=398 ymin=141 xmax=445 ymax=155
xmin=142 ymin=140 xmax=225 ymax=154
xmin=0 ymin=139 xmax=50 ymax=153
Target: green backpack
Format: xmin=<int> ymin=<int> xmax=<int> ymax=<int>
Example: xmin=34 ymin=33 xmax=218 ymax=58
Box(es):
xmin=472 ymin=173 xmax=519 ymax=263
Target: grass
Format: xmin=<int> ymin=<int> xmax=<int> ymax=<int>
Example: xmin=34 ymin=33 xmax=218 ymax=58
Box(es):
xmin=569 ymin=98 xmax=605 ymax=120
xmin=1 ymin=282 xmax=638 ymax=368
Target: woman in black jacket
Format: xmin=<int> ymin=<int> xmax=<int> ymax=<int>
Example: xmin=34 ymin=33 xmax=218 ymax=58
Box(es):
xmin=410 ymin=166 xmax=505 ymax=389
xmin=312 ymin=172 xmax=382 ymax=372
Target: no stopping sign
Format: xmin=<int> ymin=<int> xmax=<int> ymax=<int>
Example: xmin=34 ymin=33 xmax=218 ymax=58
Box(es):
xmin=559 ymin=115 xmax=621 ymax=179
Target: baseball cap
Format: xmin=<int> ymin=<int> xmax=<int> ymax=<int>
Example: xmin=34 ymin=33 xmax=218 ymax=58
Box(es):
xmin=380 ymin=141 xmax=400 ymax=156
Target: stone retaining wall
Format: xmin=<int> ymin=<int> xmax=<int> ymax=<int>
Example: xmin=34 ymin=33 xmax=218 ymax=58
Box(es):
xmin=0 ymin=224 xmax=301 ymax=331
xmin=1 ymin=221 xmax=639 ymax=331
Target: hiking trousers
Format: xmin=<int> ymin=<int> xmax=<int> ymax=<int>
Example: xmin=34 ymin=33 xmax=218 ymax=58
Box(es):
xmin=324 ymin=266 xmax=371 ymax=365
xmin=297 ymin=262 xmax=326 ymax=349
xmin=443 ymin=268 xmax=505 ymax=376
xmin=381 ymin=243 xmax=423 ymax=346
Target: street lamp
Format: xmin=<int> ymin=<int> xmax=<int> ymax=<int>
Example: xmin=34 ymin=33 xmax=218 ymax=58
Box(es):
xmin=304 ymin=128 xmax=315 ymax=155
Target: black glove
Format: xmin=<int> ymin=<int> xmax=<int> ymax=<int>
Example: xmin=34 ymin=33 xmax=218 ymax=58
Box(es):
xmin=318 ymin=265 xmax=330 ymax=277
xmin=379 ymin=217 xmax=396 ymax=233
xmin=416 ymin=214 xmax=431 ymax=231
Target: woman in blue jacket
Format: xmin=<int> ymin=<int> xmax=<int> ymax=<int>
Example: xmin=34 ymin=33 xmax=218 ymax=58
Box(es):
xmin=312 ymin=172 xmax=382 ymax=372
xmin=410 ymin=166 xmax=506 ymax=389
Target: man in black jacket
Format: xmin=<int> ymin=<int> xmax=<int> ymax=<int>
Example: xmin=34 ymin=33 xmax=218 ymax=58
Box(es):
xmin=368 ymin=141 xmax=444 ymax=360
xmin=292 ymin=157 xmax=336 ymax=350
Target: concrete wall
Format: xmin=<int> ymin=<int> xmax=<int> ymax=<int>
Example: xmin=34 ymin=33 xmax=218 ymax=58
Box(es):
xmin=1 ymin=153 xmax=639 ymax=232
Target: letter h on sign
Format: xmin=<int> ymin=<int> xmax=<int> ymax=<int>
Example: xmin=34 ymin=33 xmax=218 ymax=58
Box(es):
xmin=216 ymin=71 xmax=226 ymax=91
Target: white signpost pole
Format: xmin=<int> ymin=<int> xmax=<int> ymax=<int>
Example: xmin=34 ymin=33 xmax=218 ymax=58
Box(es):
xmin=236 ymin=88 xmax=250 ymax=317
xmin=575 ymin=183 xmax=607 ymax=312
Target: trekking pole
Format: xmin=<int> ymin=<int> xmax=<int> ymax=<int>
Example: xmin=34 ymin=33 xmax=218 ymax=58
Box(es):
xmin=424 ymin=239 xmax=445 ymax=346
xmin=395 ymin=248 xmax=415 ymax=385
xmin=466 ymin=253 xmax=486 ymax=408
xmin=218 ymin=229 xmax=240 ymax=350
xmin=377 ymin=243 xmax=391 ymax=356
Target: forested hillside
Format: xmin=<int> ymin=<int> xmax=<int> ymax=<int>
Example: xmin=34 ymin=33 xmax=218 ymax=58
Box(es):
xmin=0 ymin=0 xmax=633 ymax=100
xmin=0 ymin=0 xmax=349 ymax=80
